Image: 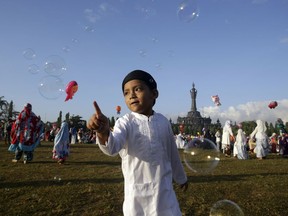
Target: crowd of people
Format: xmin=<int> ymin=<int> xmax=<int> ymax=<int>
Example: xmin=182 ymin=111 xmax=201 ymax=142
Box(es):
xmin=0 ymin=103 xmax=97 ymax=165
xmin=1 ymin=106 xmax=288 ymax=165
xmin=175 ymin=119 xmax=288 ymax=160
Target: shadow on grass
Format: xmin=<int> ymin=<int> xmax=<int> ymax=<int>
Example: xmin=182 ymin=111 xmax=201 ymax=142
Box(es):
xmin=187 ymin=172 xmax=288 ymax=183
xmin=31 ymin=160 xmax=121 ymax=166
xmin=69 ymin=160 xmax=121 ymax=166
xmin=0 ymin=176 xmax=123 ymax=189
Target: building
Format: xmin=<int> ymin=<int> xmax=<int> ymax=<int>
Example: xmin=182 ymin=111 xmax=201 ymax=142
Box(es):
xmin=177 ymin=83 xmax=211 ymax=133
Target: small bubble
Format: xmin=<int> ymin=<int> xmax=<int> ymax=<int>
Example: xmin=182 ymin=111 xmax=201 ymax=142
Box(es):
xmin=23 ymin=48 xmax=36 ymax=60
xmin=28 ymin=64 xmax=40 ymax=75
xmin=62 ymin=46 xmax=71 ymax=53
xmin=139 ymin=49 xmax=147 ymax=57
xmin=177 ymin=0 xmax=199 ymax=23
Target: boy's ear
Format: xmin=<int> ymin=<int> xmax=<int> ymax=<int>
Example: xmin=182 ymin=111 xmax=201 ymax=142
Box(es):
xmin=153 ymin=89 xmax=159 ymax=99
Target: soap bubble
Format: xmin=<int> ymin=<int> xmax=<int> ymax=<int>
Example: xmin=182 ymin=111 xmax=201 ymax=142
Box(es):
xmin=71 ymin=38 xmax=79 ymax=44
xmin=210 ymin=199 xmax=244 ymax=216
xmin=23 ymin=48 xmax=36 ymax=60
xmin=139 ymin=49 xmax=147 ymax=57
xmin=177 ymin=0 xmax=199 ymax=23
xmin=84 ymin=25 xmax=95 ymax=33
xmin=28 ymin=64 xmax=40 ymax=75
xmin=53 ymin=176 xmax=62 ymax=182
xmin=38 ymin=75 xmax=64 ymax=100
xmin=183 ymin=138 xmax=220 ymax=174
xmin=62 ymin=45 xmax=71 ymax=53
xmin=44 ymin=55 xmax=67 ymax=77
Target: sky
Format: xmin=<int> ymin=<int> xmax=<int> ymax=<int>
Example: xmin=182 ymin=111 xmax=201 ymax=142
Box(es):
xmin=0 ymin=0 xmax=288 ymax=126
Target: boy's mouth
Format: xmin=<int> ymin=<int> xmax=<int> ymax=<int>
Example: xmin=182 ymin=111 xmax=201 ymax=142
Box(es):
xmin=130 ymin=101 xmax=139 ymax=105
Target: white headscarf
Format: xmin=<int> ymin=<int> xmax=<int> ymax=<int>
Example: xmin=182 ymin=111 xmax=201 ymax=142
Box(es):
xmin=250 ymin=119 xmax=267 ymax=139
xmin=54 ymin=122 xmax=69 ymax=145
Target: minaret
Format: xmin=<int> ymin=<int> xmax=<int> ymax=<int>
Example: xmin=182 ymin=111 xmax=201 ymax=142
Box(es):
xmin=190 ymin=83 xmax=197 ymax=112
xmin=177 ymin=82 xmax=211 ymax=128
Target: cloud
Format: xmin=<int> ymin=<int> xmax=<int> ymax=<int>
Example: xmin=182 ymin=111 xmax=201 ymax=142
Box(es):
xmin=203 ymin=99 xmax=288 ymax=125
xmin=166 ymin=99 xmax=288 ymax=126
xmin=84 ymin=3 xmax=120 ymax=23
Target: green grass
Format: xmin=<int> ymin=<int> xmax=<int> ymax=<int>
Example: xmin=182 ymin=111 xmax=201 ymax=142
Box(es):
xmin=1 ymin=141 xmax=288 ymax=216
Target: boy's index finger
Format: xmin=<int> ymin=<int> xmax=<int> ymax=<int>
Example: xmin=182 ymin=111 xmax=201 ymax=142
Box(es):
xmin=93 ymin=101 xmax=102 ymax=117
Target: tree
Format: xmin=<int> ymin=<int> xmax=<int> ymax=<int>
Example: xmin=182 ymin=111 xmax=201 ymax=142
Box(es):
xmin=65 ymin=112 xmax=70 ymax=122
xmin=57 ymin=111 xmax=62 ymax=127
xmin=69 ymin=115 xmax=86 ymax=131
xmin=8 ymin=101 xmax=13 ymax=119
xmin=110 ymin=116 xmax=116 ymax=128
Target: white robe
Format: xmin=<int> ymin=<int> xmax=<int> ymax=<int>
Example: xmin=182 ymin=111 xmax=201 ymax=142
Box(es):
xmin=234 ymin=129 xmax=248 ymax=159
xmin=175 ymin=134 xmax=186 ymax=149
xmin=250 ymin=120 xmax=269 ymax=158
xmin=221 ymin=120 xmax=233 ymax=151
xmin=98 ymin=112 xmax=187 ymax=216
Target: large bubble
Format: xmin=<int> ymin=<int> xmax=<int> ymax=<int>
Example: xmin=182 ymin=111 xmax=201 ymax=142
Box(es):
xmin=210 ymin=199 xmax=244 ymax=216
xmin=43 ymin=55 xmax=67 ymax=77
xmin=38 ymin=75 xmax=65 ymax=100
xmin=183 ymin=138 xmax=220 ymax=174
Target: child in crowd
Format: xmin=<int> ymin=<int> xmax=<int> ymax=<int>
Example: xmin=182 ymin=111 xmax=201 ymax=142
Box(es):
xmin=52 ymin=121 xmax=70 ymax=164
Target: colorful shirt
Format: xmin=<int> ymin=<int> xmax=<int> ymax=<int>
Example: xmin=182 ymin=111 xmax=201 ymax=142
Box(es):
xmin=8 ymin=108 xmax=41 ymax=152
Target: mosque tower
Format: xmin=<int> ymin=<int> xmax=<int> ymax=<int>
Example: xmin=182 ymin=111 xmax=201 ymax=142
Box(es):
xmin=177 ymin=83 xmax=211 ymax=132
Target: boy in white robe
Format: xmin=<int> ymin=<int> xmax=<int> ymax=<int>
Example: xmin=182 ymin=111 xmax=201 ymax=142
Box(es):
xmin=87 ymin=70 xmax=188 ymax=216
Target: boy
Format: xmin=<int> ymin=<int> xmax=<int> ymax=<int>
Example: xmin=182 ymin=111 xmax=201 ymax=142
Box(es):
xmin=87 ymin=70 xmax=188 ymax=215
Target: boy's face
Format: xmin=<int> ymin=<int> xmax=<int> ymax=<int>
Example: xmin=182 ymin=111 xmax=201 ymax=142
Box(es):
xmin=123 ymin=79 xmax=158 ymax=116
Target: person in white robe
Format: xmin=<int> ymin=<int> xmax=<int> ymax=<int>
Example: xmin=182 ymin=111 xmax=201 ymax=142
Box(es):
xmin=87 ymin=70 xmax=188 ymax=216
xmin=250 ymin=119 xmax=269 ymax=159
xmin=234 ymin=128 xmax=248 ymax=159
xmin=215 ymin=130 xmax=221 ymax=151
xmin=221 ymin=120 xmax=234 ymax=156
xmin=175 ymin=133 xmax=186 ymax=149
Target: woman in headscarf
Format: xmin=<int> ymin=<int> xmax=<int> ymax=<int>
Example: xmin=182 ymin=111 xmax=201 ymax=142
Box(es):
xmin=52 ymin=121 xmax=70 ymax=164
xmin=234 ymin=124 xmax=248 ymax=159
xmin=221 ymin=120 xmax=234 ymax=157
xmin=250 ymin=120 xmax=269 ymax=159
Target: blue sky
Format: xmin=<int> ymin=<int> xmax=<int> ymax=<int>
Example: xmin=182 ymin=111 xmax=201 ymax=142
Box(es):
xmin=1 ymin=0 xmax=288 ymax=125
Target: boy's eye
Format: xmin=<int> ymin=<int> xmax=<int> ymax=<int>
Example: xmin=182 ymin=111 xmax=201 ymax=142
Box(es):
xmin=135 ymin=86 xmax=143 ymax=92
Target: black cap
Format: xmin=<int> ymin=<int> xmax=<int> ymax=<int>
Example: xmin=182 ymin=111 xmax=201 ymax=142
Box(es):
xmin=122 ymin=70 xmax=157 ymax=92
xmin=24 ymin=103 xmax=32 ymax=109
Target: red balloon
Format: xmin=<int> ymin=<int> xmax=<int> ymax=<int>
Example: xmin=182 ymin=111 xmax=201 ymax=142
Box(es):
xmin=268 ymin=101 xmax=278 ymax=109
xmin=116 ymin=105 xmax=121 ymax=114
xmin=65 ymin=81 xmax=78 ymax=102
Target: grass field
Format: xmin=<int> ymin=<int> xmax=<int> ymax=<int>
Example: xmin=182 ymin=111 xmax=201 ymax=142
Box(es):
xmin=1 ymin=141 xmax=288 ymax=216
